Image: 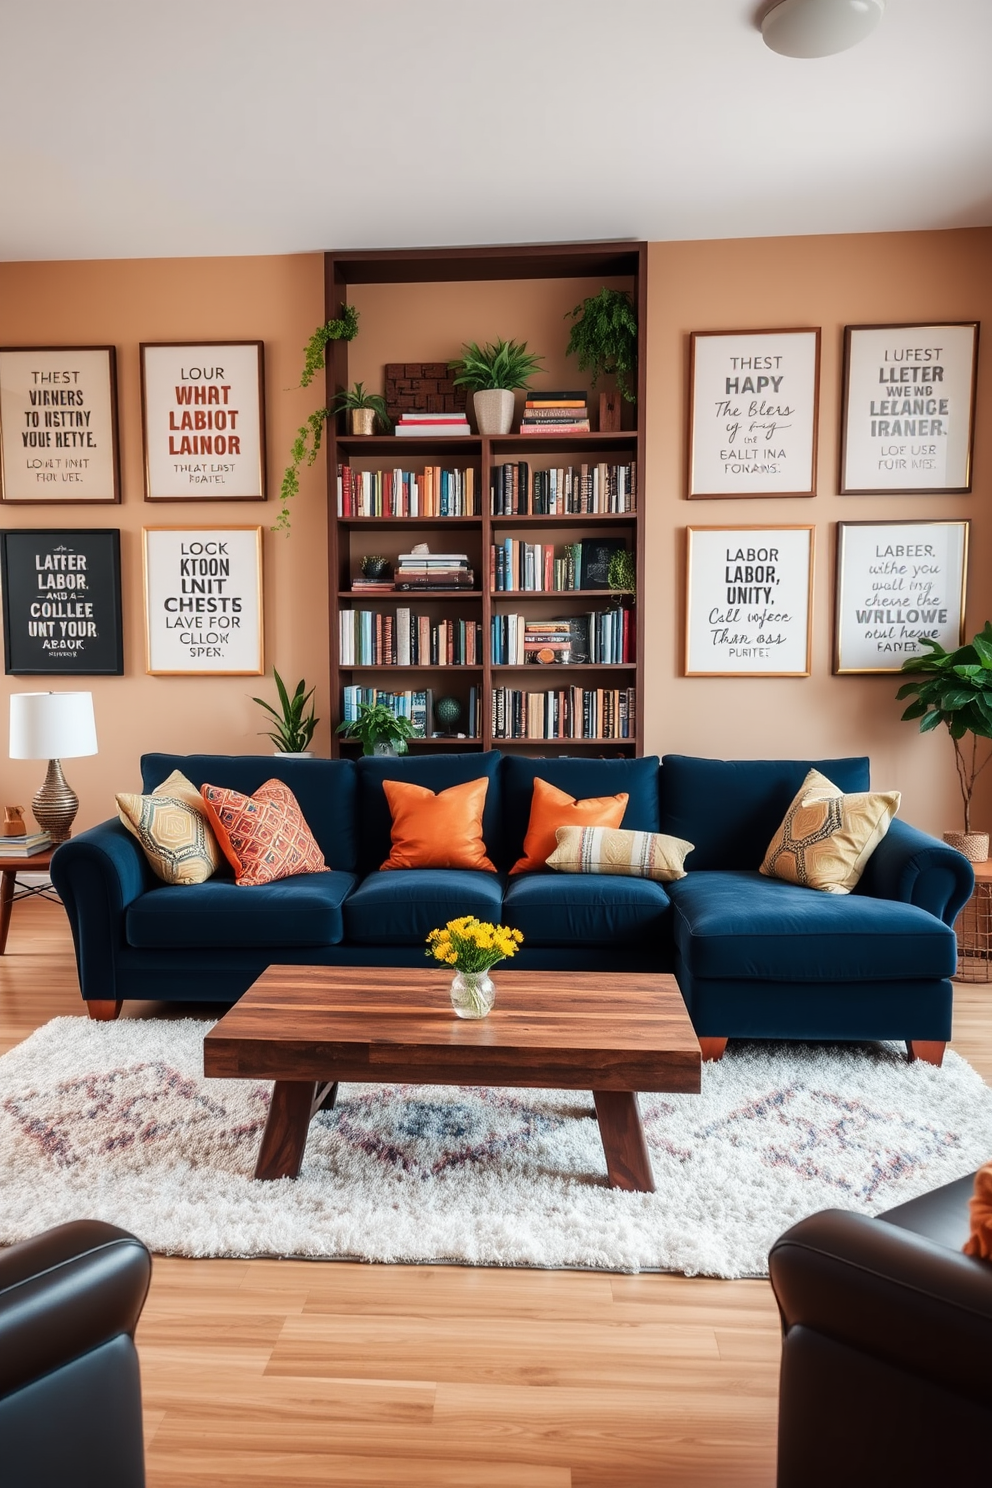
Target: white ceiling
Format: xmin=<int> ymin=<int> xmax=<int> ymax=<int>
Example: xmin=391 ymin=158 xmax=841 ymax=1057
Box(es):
xmin=1 ymin=0 xmax=990 ymax=262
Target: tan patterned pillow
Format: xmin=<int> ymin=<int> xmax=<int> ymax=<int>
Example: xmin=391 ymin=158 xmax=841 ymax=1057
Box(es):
xmin=117 ymin=769 xmax=222 ymax=885
xmin=760 ymin=768 xmax=900 ymax=895
xmin=545 ymin=825 xmax=693 ymax=882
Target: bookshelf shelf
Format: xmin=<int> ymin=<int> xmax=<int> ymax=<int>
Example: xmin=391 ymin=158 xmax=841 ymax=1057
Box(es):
xmin=340 ymin=664 xmax=484 ymax=673
xmin=326 ymin=240 xmax=646 ymax=757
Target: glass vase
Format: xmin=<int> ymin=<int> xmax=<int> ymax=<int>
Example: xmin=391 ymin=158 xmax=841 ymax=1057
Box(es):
xmin=449 ymin=969 xmax=496 ymax=1019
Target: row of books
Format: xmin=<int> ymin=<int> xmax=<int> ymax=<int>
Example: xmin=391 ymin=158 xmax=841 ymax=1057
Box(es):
xmin=337 ymin=464 xmax=477 ymax=518
xmin=394 ymin=551 xmax=475 ymax=590
xmin=519 ymin=391 xmax=591 ymax=435
xmin=340 ymin=608 xmax=482 ymax=667
xmin=491 ymin=537 xmax=627 ymax=593
xmin=491 ymin=460 xmax=636 ymax=516
xmin=1 ymin=830 xmax=51 ymax=856
xmin=341 ymin=686 xmax=480 ymax=739
xmin=491 ymin=611 xmax=632 ymax=666
xmin=490 ymin=686 xmax=635 ymax=740
xmin=396 ymin=411 xmax=472 ymax=438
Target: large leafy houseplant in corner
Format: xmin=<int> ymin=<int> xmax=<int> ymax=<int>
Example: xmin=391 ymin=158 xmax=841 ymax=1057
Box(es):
xmin=896 ymin=621 xmax=992 ymax=861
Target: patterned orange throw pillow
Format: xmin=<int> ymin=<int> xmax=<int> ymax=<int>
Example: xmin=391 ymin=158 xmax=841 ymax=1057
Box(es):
xmin=510 ymin=777 xmax=629 ymax=875
xmin=200 ymin=779 xmax=328 ymax=886
xmin=964 ymin=1162 xmax=992 ymax=1261
xmin=381 ymin=777 xmax=495 ymax=871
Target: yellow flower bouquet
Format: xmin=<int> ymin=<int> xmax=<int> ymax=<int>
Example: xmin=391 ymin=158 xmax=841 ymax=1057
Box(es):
xmin=426 ymin=916 xmax=523 ymax=1018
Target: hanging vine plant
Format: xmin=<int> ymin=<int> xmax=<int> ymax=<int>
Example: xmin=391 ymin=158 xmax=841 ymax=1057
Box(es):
xmin=564 ymin=287 xmax=638 ymax=403
xmin=277 ymin=304 xmax=360 ymax=534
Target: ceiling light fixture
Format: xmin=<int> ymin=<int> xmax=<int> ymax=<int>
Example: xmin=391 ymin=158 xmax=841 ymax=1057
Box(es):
xmin=761 ymin=0 xmax=885 ymax=58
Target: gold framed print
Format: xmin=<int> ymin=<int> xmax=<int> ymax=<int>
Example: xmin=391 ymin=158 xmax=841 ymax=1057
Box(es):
xmin=140 ymin=341 xmax=266 ymax=501
xmin=143 ymin=526 xmax=263 ymax=676
xmin=0 ymin=346 xmax=121 ymax=503
xmin=685 ymin=525 xmax=814 ymax=677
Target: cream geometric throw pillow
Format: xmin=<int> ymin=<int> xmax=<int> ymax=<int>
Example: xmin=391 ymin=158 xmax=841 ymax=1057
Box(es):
xmin=117 ymin=769 xmax=222 ymax=885
xmin=546 ymin=825 xmax=694 ymax=882
xmin=760 ymin=768 xmax=900 ymax=895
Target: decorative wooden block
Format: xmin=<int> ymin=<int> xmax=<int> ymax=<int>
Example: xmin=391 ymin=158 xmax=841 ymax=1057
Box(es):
xmin=599 ymin=391 xmax=622 ymax=432
xmin=385 ymin=362 xmax=467 ymax=421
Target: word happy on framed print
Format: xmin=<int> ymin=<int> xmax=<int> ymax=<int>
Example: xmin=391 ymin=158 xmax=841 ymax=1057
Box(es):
xmin=687 ymin=329 xmax=820 ymax=498
xmin=0 ymin=346 xmax=120 ymax=503
xmin=685 ymin=525 xmax=814 ymax=677
xmin=143 ymin=527 xmax=263 ymax=676
xmin=840 ymin=323 xmax=978 ymax=493
xmin=0 ymin=528 xmax=123 ymax=675
xmin=140 ymin=342 xmax=266 ymax=501
xmin=834 ymin=520 xmax=969 ymax=675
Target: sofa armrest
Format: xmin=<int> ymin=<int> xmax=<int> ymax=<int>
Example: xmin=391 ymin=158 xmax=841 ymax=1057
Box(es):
xmin=50 ymin=820 xmax=154 ymax=1001
xmin=856 ymin=817 xmax=974 ymax=925
xmin=769 ymin=1208 xmax=992 ymax=1410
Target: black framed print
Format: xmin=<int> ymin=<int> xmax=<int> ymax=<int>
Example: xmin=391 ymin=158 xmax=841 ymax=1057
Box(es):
xmin=0 ymin=347 xmax=121 ymax=504
xmin=0 ymin=528 xmax=124 ymax=675
xmin=140 ymin=342 xmax=267 ymax=502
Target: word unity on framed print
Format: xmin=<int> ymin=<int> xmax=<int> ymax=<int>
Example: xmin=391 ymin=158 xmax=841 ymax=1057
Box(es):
xmin=685 ymin=526 xmax=814 ymax=677
xmin=143 ymin=527 xmax=263 ymax=676
xmin=0 ymin=528 xmax=123 ymax=674
xmin=140 ymin=342 xmax=266 ymax=502
xmin=0 ymin=347 xmax=120 ymax=503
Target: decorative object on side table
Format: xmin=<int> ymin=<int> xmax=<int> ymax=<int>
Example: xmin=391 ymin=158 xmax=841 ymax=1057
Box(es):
xmin=252 ymin=668 xmax=319 ymax=756
xmin=8 ymin=690 xmax=98 ymax=842
xmin=426 ymin=915 xmax=524 ymax=1019
xmin=896 ymin=621 xmax=992 ymax=862
xmin=449 ymin=338 xmax=544 ymax=436
xmin=335 ymin=700 xmax=418 ymax=756
xmin=564 ymin=287 xmax=638 ymax=426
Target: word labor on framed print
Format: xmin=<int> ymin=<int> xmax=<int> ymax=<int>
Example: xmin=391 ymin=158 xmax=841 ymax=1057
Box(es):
xmin=0 ymin=346 xmax=121 ymax=503
xmin=140 ymin=342 xmax=267 ymax=502
xmin=834 ymin=519 xmax=969 ymax=675
xmin=143 ymin=526 xmax=263 ymax=676
xmin=840 ymin=323 xmax=979 ymax=493
xmin=687 ymin=329 xmax=820 ymax=498
xmin=684 ymin=525 xmax=814 ymax=677
xmin=0 ymin=528 xmax=123 ymax=675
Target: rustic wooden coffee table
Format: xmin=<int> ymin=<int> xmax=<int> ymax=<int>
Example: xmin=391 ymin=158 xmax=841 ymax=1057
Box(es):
xmin=203 ymin=966 xmax=701 ymax=1191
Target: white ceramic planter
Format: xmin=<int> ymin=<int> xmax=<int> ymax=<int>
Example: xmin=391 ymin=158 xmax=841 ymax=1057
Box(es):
xmin=943 ymin=830 xmax=989 ymax=863
xmin=273 ymin=751 xmax=314 ymax=759
xmin=473 ymin=388 xmax=515 ymax=435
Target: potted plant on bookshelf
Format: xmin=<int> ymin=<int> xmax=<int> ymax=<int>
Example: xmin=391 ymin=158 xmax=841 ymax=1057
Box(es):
xmin=278 ymin=304 xmax=360 ymax=534
xmin=896 ymin=622 xmax=992 ymax=862
xmin=330 ymin=381 xmax=392 ymax=436
xmin=564 ymin=287 xmax=638 ymax=430
xmin=336 ymin=702 xmax=418 ymax=756
xmin=253 ymin=669 xmax=320 ymax=756
xmin=449 ymin=338 xmax=543 ymax=436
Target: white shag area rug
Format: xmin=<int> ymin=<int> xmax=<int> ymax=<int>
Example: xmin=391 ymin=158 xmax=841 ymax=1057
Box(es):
xmin=2 ymin=1017 xmax=990 ymax=1278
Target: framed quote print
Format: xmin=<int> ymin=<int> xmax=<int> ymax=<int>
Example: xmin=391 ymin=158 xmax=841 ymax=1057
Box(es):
xmin=0 ymin=528 xmax=123 ymax=675
xmin=143 ymin=526 xmax=263 ymax=676
xmin=0 ymin=346 xmax=120 ymax=503
xmin=834 ymin=520 xmax=969 ymax=674
xmin=140 ymin=342 xmax=266 ymax=502
xmin=685 ymin=525 xmax=814 ymax=677
xmin=687 ymin=329 xmax=820 ymax=498
xmin=840 ymin=323 xmax=979 ymax=493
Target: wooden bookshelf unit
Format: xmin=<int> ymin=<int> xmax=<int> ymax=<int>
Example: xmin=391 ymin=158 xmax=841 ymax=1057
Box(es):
xmin=325 ymin=241 xmax=646 ymax=756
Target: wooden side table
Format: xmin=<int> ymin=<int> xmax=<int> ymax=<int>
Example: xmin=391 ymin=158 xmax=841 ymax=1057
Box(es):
xmin=0 ymin=846 xmax=57 ymax=954
xmin=953 ymin=861 xmax=992 ymax=983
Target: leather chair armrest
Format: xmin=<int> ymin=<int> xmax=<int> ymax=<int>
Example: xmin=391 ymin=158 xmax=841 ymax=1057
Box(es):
xmin=0 ymin=1221 xmax=151 ymax=1399
xmin=769 ymin=1208 xmax=992 ymax=1409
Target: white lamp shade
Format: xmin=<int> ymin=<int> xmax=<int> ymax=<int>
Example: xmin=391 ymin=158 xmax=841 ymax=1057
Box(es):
xmin=762 ymin=0 xmax=885 ymax=58
xmin=9 ymin=691 xmax=98 ymax=760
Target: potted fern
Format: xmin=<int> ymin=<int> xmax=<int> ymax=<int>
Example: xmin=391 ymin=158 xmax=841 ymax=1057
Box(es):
xmin=449 ymin=338 xmax=543 ymax=435
xmin=336 ymin=702 xmax=418 ymax=756
xmin=564 ymin=287 xmax=638 ymax=428
xmin=253 ymin=670 xmax=319 ymax=756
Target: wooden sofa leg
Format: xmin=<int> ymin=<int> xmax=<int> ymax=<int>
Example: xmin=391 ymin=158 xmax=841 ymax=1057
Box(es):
xmin=698 ymin=1037 xmax=728 ymax=1062
xmin=87 ymin=1000 xmax=123 ymax=1022
xmin=906 ymin=1040 xmax=946 ymax=1067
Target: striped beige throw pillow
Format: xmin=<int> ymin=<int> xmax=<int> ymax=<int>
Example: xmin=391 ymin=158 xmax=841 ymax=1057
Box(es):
xmin=546 ymin=825 xmax=693 ymax=882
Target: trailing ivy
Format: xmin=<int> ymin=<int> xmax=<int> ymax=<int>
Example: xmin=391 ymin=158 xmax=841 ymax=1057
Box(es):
xmin=299 ymin=304 xmax=360 ymax=388
xmin=277 ymin=304 xmax=360 ymax=534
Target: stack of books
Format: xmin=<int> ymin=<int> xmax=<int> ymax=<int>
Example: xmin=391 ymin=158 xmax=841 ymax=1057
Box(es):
xmin=340 ymin=608 xmax=482 ymax=667
xmin=519 ymin=392 xmax=590 ymax=435
xmin=1 ymin=829 xmax=51 ymax=856
xmin=395 ymin=552 xmax=475 ymax=590
xmin=338 ymin=465 xmax=476 ymax=518
xmin=490 ymin=685 xmax=635 ymax=740
xmin=490 ymin=460 xmax=635 ymax=515
xmin=395 ymin=411 xmax=472 ymax=438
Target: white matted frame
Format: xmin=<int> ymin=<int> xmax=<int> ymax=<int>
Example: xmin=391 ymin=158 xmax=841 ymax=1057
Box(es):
xmin=685 ymin=525 xmax=814 ymax=677
xmin=834 ymin=519 xmax=969 ymax=675
xmin=140 ymin=341 xmax=267 ymax=501
xmin=687 ymin=328 xmax=820 ymax=498
xmin=0 ymin=346 xmax=121 ymax=503
xmin=840 ymin=323 xmax=978 ymax=494
xmin=143 ymin=526 xmax=263 ymax=676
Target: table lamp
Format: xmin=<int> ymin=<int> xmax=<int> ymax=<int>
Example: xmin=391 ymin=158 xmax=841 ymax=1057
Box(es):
xmin=9 ymin=691 xmax=98 ymax=843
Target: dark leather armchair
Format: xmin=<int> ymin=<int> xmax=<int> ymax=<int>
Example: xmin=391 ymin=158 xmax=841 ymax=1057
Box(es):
xmin=0 ymin=1220 xmax=152 ymax=1488
xmin=770 ymin=1172 xmax=990 ymax=1488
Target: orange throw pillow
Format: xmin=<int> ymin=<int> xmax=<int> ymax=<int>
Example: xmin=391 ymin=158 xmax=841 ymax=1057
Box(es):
xmin=200 ymin=779 xmax=328 ymax=887
xmin=510 ymin=777 xmax=629 ymax=874
xmin=964 ymin=1162 xmax=992 ymax=1261
xmin=381 ymin=777 xmax=495 ymax=871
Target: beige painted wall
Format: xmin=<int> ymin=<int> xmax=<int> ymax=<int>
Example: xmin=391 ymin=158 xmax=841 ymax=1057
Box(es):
xmin=0 ymin=229 xmax=988 ymax=838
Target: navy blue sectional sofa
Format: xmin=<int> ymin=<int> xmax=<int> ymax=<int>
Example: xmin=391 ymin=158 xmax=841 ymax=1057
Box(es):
xmin=51 ymin=750 xmax=974 ymax=1059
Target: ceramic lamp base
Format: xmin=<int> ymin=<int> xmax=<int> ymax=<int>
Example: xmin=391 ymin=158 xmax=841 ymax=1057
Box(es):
xmin=32 ymin=758 xmax=78 ymax=843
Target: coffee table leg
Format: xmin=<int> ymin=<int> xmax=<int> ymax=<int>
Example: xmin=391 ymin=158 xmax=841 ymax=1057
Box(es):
xmin=593 ymin=1090 xmax=655 ymax=1193
xmin=255 ymin=1081 xmax=316 ymax=1180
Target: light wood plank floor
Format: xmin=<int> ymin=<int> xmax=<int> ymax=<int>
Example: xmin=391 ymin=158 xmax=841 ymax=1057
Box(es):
xmin=2 ymin=897 xmax=989 ymax=1487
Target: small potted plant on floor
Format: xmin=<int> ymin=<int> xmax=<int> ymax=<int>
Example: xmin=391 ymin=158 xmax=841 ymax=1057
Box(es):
xmin=449 ymin=338 xmax=543 ymax=435
xmin=336 ymin=701 xmax=418 ymax=756
xmin=564 ymin=287 xmax=638 ymax=429
xmin=896 ymin=621 xmax=992 ymax=861
xmin=253 ymin=670 xmax=319 ymax=756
